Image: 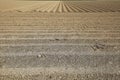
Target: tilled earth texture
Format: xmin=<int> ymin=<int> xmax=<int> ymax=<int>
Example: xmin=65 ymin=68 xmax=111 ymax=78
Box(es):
xmin=0 ymin=1 xmax=120 ymax=80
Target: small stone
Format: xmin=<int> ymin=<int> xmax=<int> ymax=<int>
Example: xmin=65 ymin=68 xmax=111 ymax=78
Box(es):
xmin=114 ymin=46 xmax=118 ymax=49
xmin=118 ymin=71 xmax=120 ymax=73
xmin=109 ymin=61 xmax=113 ymax=64
xmin=59 ymin=76 xmax=62 ymax=79
xmin=37 ymin=55 xmax=42 ymax=58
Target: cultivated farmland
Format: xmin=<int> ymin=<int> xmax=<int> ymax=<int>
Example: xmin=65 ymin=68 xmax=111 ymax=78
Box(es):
xmin=0 ymin=1 xmax=120 ymax=80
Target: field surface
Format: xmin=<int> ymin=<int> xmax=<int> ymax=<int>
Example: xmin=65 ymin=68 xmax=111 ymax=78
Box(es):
xmin=0 ymin=1 xmax=120 ymax=80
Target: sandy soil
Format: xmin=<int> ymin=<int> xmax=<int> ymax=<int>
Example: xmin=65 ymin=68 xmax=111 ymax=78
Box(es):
xmin=0 ymin=1 xmax=120 ymax=80
xmin=0 ymin=12 xmax=120 ymax=80
xmin=0 ymin=1 xmax=120 ymax=12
